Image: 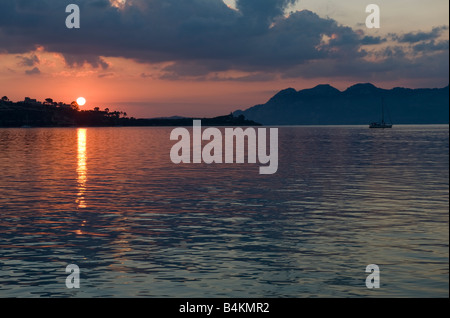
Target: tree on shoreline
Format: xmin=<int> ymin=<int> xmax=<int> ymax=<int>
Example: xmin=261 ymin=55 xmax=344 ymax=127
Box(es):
xmin=70 ymin=101 xmax=79 ymax=111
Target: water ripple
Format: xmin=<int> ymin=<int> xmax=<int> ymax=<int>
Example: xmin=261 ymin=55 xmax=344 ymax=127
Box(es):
xmin=0 ymin=126 xmax=448 ymax=297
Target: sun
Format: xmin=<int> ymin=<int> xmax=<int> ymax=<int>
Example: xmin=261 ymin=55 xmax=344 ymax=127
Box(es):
xmin=76 ymin=97 xmax=86 ymax=106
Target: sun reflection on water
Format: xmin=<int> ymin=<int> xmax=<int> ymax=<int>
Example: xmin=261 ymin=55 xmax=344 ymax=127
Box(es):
xmin=76 ymin=128 xmax=87 ymax=209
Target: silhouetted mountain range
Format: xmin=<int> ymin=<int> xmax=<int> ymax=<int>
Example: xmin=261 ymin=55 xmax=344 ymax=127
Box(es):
xmin=234 ymin=83 xmax=449 ymax=125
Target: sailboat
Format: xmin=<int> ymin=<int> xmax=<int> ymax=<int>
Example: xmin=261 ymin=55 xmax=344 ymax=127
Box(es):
xmin=370 ymin=99 xmax=392 ymax=129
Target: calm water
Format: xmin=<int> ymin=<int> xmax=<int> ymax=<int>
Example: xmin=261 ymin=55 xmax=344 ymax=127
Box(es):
xmin=0 ymin=126 xmax=448 ymax=298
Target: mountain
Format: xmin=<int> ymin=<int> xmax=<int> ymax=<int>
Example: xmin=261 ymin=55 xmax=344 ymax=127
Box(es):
xmin=233 ymin=83 xmax=449 ymax=125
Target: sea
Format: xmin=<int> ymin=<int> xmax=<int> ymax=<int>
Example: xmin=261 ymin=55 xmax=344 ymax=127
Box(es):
xmin=0 ymin=125 xmax=448 ymax=297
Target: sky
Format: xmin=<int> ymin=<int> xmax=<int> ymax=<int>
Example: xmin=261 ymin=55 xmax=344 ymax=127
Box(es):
xmin=0 ymin=0 xmax=448 ymax=118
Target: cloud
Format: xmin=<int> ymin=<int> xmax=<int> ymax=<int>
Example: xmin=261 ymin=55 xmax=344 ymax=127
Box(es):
xmin=0 ymin=0 xmax=447 ymax=83
xmin=25 ymin=67 xmax=41 ymax=75
xmin=281 ymin=47 xmax=449 ymax=83
xmin=413 ymin=40 xmax=449 ymax=53
xmin=17 ymin=54 xmax=40 ymax=67
xmin=235 ymin=0 xmax=297 ymax=23
xmin=393 ymin=26 xmax=448 ymax=43
xmin=62 ymin=54 xmax=110 ymax=70
xmin=360 ymin=36 xmax=386 ymax=45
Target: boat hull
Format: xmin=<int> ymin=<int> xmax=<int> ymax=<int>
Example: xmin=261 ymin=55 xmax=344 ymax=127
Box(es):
xmin=369 ymin=123 xmax=392 ymax=129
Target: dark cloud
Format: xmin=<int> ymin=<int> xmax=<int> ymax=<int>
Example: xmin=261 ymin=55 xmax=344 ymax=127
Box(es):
xmin=17 ymin=54 xmax=40 ymax=67
xmin=281 ymin=48 xmax=449 ymax=83
xmin=413 ymin=40 xmax=449 ymax=53
xmin=379 ymin=46 xmax=407 ymax=59
xmin=360 ymin=36 xmax=386 ymax=45
xmin=25 ymin=67 xmax=41 ymax=75
xmin=235 ymin=0 xmax=297 ymax=25
xmin=63 ymin=54 xmax=110 ymax=69
xmin=393 ymin=26 xmax=448 ymax=43
xmin=0 ymin=0 xmax=447 ymax=83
